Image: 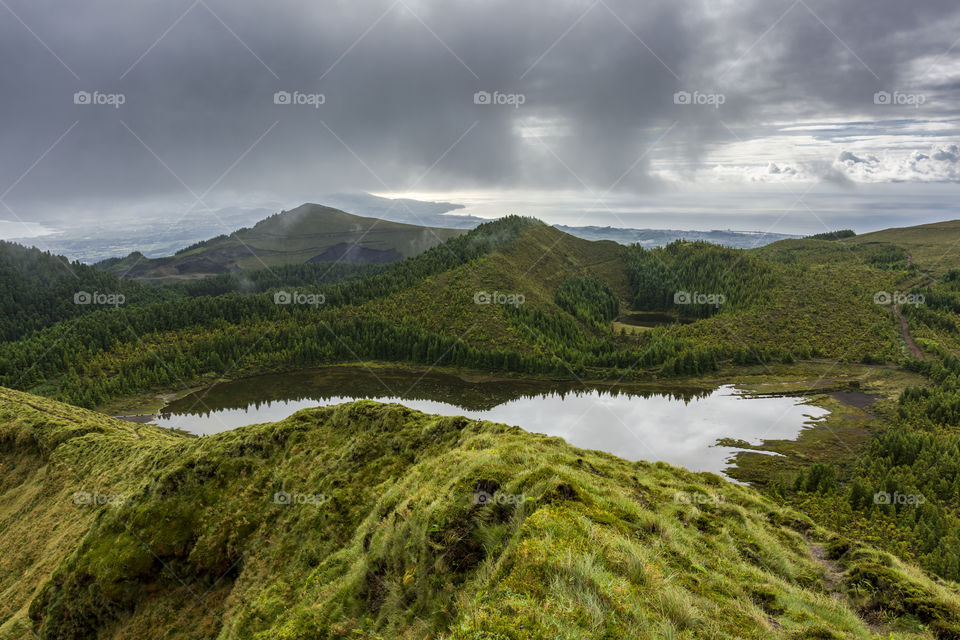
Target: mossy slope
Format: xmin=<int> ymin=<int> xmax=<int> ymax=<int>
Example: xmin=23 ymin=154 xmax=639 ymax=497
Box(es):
xmin=1 ymin=387 xmax=957 ymax=639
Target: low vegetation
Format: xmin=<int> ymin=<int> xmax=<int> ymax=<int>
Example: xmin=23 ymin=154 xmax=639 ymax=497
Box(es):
xmin=807 ymin=230 xmax=856 ymax=241
xmin=3 ymin=388 xmax=958 ymax=639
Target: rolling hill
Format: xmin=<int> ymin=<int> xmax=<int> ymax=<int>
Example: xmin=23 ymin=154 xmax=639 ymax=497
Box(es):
xmin=847 ymin=220 xmax=960 ymax=276
xmin=755 ymin=220 xmax=960 ymax=278
xmin=3 ymin=387 xmax=959 ymax=639
xmin=0 ymin=215 xmax=918 ymax=408
xmin=94 ymin=204 xmax=467 ymax=281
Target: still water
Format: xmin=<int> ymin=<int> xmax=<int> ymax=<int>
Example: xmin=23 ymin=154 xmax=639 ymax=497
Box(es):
xmin=154 ymin=368 xmax=828 ymax=476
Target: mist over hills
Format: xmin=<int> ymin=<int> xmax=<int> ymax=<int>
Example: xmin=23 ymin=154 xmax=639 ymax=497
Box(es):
xmin=77 ymin=200 xmax=804 ymax=283
xmin=93 ymin=204 xmax=466 ymax=281
xmin=554 ymin=224 xmax=800 ymax=249
xmin=318 ymin=192 xmax=481 ymax=228
xmin=8 ymin=195 xmax=805 ymax=266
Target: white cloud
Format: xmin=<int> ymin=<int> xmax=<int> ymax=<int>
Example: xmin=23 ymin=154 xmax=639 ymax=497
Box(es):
xmin=833 ymin=143 xmax=960 ymax=182
xmin=702 ymin=162 xmax=807 ymax=183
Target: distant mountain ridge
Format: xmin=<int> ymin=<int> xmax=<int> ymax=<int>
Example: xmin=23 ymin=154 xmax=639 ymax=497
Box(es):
xmin=94 ymin=203 xmax=466 ymax=281
xmin=555 ymin=224 xmax=800 ymax=248
xmin=319 ymin=192 xmax=483 ymax=228
xmin=15 ymin=193 xmax=807 ymax=266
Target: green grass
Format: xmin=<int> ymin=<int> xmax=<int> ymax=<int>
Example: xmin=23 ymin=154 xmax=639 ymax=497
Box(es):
xmin=1 ymin=387 xmax=957 ymax=639
xmin=849 ymin=220 xmax=960 ymax=276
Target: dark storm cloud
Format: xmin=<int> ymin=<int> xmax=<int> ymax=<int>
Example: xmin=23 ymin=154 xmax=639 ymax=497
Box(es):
xmin=1 ymin=0 xmax=958 ymax=221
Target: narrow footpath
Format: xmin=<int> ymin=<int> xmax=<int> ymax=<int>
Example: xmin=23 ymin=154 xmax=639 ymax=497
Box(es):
xmin=895 ymin=253 xmax=924 ymax=360
xmin=894 ymin=303 xmax=923 ymax=359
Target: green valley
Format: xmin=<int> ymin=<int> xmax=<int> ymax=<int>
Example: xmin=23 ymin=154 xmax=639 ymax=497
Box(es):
xmin=3 ymin=212 xmax=960 ymax=638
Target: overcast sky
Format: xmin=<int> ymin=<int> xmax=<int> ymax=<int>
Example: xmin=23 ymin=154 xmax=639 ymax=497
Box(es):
xmin=1 ymin=0 xmax=959 ymax=235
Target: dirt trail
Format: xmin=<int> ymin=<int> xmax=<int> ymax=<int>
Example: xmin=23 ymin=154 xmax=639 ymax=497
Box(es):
xmin=808 ymin=541 xmax=884 ymax=634
xmin=809 ymin=543 xmax=844 ymax=600
xmin=894 ymin=253 xmax=924 ymax=359
xmin=894 ymin=304 xmax=924 ymax=359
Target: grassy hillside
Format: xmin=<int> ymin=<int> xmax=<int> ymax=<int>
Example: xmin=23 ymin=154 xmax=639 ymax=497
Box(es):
xmin=96 ymin=204 xmax=466 ymax=281
xmin=759 ymin=220 xmax=960 ymax=278
xmin=357 ymin=222 xmax=630 ymax=353
xmin=851 ymin=220 xmax=960 ymax=276
xmin=3 ymin=387 xmax=959 ymax=639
